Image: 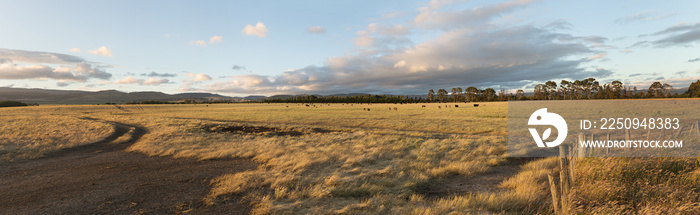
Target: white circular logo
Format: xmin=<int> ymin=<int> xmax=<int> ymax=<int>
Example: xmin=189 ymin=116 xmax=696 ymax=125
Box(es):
xmin=528 ymin=108 xmax=568 ymax=147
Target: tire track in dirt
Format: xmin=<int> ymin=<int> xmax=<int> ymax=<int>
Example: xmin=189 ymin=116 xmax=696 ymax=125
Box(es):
xmin=0 ymin=118 xmax=256 ymax=214
xmin=418 ymin=157 xmax=539 ymax=198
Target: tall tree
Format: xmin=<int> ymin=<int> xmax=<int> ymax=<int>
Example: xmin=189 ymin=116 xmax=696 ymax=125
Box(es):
xmin=456 ymin=87 xmax=463 ymax=102
xmin=484 ymin=88 xmax=496 ymax=101
xmin=451 ymin=88 xmax=458 ymax=102
xmin=465 ymin=86 xmax=478 ymax=102
xmin=648 ymin=82 xmax=663 ymax=98
xmin=560 ymin=80 xmax=571 ymax=99
xmin=534 ymin=84 xmax=546 ymax=100
xmin=437 ymin=89 xmax=448 ymax=102
xmin=611 ymin=81 xmax=623 ymax=99
xmin=516 ymin=89 xmax=525 ymax=100
xmin=663 ymin=83 xmax=673 ymax=98
xmin=428 ymin=89 xmax=435 ymax=102
xmin=687 ymin=80 xmax=700 ymax=97
xmin=545 ymin=81 xmax=558 ymax=100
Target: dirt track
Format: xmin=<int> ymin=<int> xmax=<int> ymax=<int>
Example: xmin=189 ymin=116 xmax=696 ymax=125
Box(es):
xmin=0 ymin=120 xmax=256 ymax=214
xmin=420 ymin=158 xmax=538 ymax=198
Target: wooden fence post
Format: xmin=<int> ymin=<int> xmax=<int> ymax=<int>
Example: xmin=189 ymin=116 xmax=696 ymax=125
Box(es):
xmin=606 ymin=133 xmax=610 ymax=155
xmin=625 ymin=129 xmax=630 ymax=151
xmin=590 ymin=134 xmax=595 ymax=156
xmin=559 ymin=145 xmax=572 ymax=214
xmin=578 ymin=133 xmax=586 ymax=157
xmin=548 ymin=174 xmax=560 ymax=215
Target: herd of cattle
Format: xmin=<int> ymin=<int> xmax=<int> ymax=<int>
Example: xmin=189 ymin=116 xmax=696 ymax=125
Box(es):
xmin=283 ymin=103 xmax=481 ymax=111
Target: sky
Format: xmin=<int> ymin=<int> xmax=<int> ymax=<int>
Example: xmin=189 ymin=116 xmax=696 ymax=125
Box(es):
xmin=0 ymin=0 xmax=699 ymax=96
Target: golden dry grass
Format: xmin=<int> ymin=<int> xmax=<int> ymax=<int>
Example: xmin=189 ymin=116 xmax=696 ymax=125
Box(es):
xmin=4 ymin=102 xmax=697 ymax=214
xmin=0 ymin=106 xmax=113 ymax=163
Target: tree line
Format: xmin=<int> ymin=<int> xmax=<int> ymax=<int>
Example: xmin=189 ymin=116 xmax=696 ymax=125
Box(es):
xmin=263 ymin=94 xmax=427 ymax=103
xmin=428 ymin=78 xmax=700 ymax=102
xmin=262 ymin=79 xmax=700 ymax=103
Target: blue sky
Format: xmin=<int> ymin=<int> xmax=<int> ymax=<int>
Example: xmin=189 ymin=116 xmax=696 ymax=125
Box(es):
xmin=1 ymin=0 xmax=699 ymax=96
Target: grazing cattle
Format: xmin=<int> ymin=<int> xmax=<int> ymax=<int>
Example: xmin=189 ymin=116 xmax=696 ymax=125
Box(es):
xmin=455 ymin=105 xmax=459 ymax=108
xmin=438 ymin=106 xmax=441 ymax=109
xmin=422 ymin=105 xmax=426 ymax=108
xmin=286 ymin=106 xmax=289 ymax=108
xmin=394 ymin=107 xmax=398 ymax=111
xmin=367 ymin=108 xmax=370 ymax=111
xmin=306 ymin=104 xmax=310 ymax=107
xmin=389 ymin=107 xmax=392 ymax=110
xmin=474 ymin=104 xmax=479 ymax=107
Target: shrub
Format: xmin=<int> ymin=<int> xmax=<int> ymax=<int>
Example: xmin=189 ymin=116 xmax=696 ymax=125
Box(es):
xmin=0 ymin=101 xmax=28 ymax=107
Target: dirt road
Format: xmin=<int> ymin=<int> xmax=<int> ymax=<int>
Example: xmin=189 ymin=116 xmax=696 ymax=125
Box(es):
xmin=0 ymin=120 xmax=256 ymax=214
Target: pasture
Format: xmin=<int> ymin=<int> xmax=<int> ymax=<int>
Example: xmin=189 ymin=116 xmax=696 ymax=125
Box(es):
xmin=1 ymin=102 xmax=698 ymax=214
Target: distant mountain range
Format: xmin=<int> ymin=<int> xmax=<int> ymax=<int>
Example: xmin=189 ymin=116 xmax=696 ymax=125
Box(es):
xmin=3 ymin=86 xmax=689 ymax=104
xmin=0 ymin=87 xmax=244 ymax=104
xmin=0 ymin=87 xmax=425 ymax=104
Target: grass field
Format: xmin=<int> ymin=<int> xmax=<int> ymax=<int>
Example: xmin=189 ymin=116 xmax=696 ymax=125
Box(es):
xmin=2 ymin=102 xmax=699 ymax=214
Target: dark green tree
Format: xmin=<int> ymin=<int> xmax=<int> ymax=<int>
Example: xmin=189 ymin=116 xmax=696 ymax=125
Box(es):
xmin=687 ymin=80 xmax=700 ymax=97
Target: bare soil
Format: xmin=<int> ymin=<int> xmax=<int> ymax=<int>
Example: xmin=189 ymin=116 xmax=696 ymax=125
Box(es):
xmin=204 ymin=124 xmax=334 ymax=136
xmin=419 ymin=158 xmax=538 ymax=198
xmin=0 ymin=120 xmax=256 ymax=214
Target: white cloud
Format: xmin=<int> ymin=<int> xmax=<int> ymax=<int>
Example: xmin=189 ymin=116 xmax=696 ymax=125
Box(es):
xmin=114 ymin=76 xmax=170 ymax=86
xmin=588 ymin=53 xmax=607 ymax=60
xmin=114 ymin=76 xmax=142 ymax=84
xmin=366 ymin=23 xmax=410 ymax=36
xmin=187 ymin=72 xmax=212 ymax=81
xmin=242 ymin=22 xmax=268 ymax=38
xmin=88 ymin=46 xmax=113 ymax=57
xmin=209 ymin=35 xmax=223 ymax=44
xmin=0 ymin=48 xmax=112 ymax=81
xmin=164 ymin=33 xmax=170 ymax=38
xmin=354 ymin=30 xmax=376 ymax=47
xmin=414 ymin=0 xmax=532 ymax=29
xmin=189 ymin=40 xmax=207 ymax=47
xmin=615 ymin=10 xmax=676 ymax=24
xmin=143 ymin=77 xmax=170 ymax=86
xmin=307 ymin=26 xmax=326 ymax=34
xmin=68 ymin=48 xmax=82 ymax=53
xmin=393 ymin=60 xmax=406 ymax=68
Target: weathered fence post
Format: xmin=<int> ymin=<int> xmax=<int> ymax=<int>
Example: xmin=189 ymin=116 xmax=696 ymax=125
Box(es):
xmin=559 ymin=145 xmax=570 ymax=213
xmin=590 ymin=134 xmax=595 ymax=156
xmin=578 ymin=133 xmax=586 ymax=157
xmin=625 ymin=129 xmax=630 ymax=151
xmin=606 ymin=133 xmax=610 ymax=155
xmin=548 ymin=174 xmax=560 ymax=215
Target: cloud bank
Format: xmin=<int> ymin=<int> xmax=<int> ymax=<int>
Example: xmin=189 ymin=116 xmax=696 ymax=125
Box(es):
xmin=199 ymin=0 xmax=612 ymax=95
xmin=0 ymin=48 xmax=112 ymax=81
